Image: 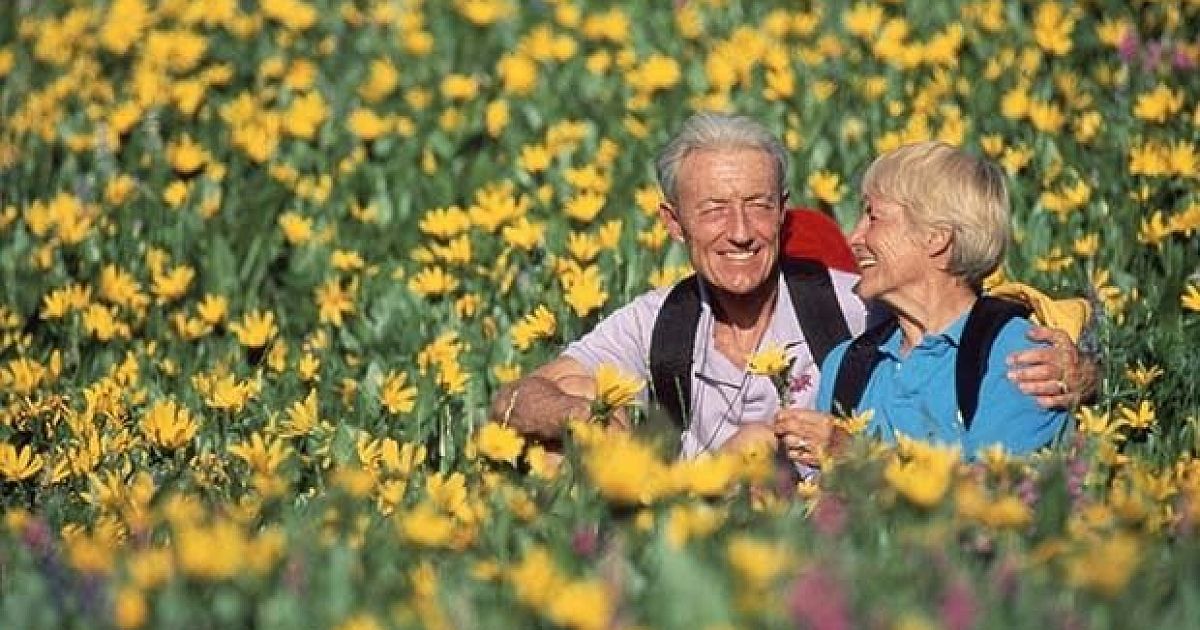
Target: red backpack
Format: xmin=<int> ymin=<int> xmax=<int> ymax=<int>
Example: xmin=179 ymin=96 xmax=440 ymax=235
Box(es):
xmin=781 ymin=207 xmax=857 ymax=272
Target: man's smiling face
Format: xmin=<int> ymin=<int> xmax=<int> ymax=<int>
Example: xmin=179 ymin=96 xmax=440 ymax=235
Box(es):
xmin=661 ymin=147 xmax=785 ymax=299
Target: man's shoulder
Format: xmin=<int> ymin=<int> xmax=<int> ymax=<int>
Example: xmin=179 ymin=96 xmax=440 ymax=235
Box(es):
xmin=617 ymin=283 xmax=677 ymax=320
xmin=577 ymin=283 xmax=680 ymax=341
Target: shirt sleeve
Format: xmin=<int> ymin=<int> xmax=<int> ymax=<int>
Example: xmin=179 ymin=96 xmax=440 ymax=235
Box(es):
xmin=965 ymin=318 xmax=1069 ymax=456
xmin=560 ymin=288 xmax=666 ymax=384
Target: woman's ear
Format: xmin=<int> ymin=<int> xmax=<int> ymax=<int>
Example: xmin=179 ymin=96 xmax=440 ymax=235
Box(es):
xmin=926 ymin=224 xmax=954 ymax=259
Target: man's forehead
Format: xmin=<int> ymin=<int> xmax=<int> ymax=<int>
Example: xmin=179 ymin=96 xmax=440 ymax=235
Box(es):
xmin=680 ymin=145 xmax=774 ymax=164
xmin=676 ymin=147 xmax=781 ymax=196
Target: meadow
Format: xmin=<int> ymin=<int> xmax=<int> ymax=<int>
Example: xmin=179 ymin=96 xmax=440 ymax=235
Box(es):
xmin=0 ymin=0 xmax=1198 ymax=628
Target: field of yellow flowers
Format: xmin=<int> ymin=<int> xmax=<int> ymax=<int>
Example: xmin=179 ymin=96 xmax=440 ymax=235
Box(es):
xmin=0 ymin=0 xmax=1198 ymax=628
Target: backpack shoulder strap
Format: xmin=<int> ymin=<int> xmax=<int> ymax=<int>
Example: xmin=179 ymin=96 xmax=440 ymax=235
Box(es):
xmin=831 ymin=316 xmax=897 ymax=416
xmin=649 ymin=275 xmax=703 ymax=430
xmin=956 ymin=296 xmax=1033 ymax=429
xmin=780 ymin=259 xmax=852 ymax=367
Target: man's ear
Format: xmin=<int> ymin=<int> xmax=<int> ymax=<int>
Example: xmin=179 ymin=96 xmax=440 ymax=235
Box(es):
xmin=659 ymin=202 xmax=686 ymax=243
xmin=778 ymin=190 xmax=791 ymax=226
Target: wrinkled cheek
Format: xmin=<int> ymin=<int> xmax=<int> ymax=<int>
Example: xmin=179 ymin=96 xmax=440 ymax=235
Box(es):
xmin=870 ymin=237 xmax=911 ymax=270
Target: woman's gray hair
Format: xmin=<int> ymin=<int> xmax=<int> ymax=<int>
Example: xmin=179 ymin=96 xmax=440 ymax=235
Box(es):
xmin=861 ymin=141 xmax=1010 ymax=289
xmin=655 ymin=113 xmax=788 ymax=207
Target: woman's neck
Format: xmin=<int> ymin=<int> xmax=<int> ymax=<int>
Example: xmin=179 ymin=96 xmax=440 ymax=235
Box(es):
xmin=888 ymin=279 xmax=978 ymax=354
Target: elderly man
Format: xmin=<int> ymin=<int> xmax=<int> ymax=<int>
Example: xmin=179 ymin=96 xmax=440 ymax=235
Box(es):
xmin=492 ymin=113 xmax=1089 ymax=458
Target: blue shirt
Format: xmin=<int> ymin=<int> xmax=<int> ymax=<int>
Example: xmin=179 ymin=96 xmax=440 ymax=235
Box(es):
xmin=815 ymin=312 xmax=1067 ymax=458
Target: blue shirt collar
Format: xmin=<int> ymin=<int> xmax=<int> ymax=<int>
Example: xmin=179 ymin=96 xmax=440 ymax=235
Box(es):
xmin=880 ymin=308 xmax=972 ymax=359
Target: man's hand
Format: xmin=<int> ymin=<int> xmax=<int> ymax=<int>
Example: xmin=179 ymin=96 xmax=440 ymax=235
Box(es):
xmin=773 ymin=409 xmax=838 ymax=468
xmin=1006 ymin=325 xmax=1097 ymax=410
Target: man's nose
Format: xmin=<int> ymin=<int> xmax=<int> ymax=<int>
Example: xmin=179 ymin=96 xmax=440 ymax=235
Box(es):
xmin=726 ymin=205 xmax=752 ymax=243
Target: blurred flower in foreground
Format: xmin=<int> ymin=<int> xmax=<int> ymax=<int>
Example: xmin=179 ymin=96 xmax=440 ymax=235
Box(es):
xmin=476 ymin=423 xmax=524 ymax=465
xmin=885 ymin=435 xmax=959 ymax=508
xmin=788 ymin=566 xmax=852 ymax=630
xmin=582 ymin=430 xmax=666 ymax=505
xmin=727 ymin=536 xmax=789 ymax=588
xmin=1064 ymin=532 xmax=1141 ymax=597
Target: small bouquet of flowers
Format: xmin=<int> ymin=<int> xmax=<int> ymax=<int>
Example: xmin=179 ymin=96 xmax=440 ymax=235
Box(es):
xmin=747 ymin=342 xmax=795 ymax=406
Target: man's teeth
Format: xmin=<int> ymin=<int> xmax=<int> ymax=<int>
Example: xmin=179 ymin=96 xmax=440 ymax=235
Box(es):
xmin=858 ymin=258 xmax=878 ymax=268
xmin=724 ymin=251 xmax=756 ymax=260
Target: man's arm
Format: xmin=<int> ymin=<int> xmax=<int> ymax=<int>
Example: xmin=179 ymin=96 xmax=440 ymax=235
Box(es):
xmin=490 ymin=356 xmax=598 ymax=442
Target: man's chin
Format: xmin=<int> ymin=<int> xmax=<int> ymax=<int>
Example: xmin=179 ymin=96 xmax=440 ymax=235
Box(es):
xmin=703 ymin=271 xmax=775 ymax=298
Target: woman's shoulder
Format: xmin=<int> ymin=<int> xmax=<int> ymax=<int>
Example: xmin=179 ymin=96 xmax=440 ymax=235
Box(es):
xmin=989 ymin=315 xmax=1041 ymax=354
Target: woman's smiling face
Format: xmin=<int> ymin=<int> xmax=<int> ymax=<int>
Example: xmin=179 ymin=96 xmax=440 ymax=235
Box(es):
xmin=848 ymin=195 xmax=934 ymax=304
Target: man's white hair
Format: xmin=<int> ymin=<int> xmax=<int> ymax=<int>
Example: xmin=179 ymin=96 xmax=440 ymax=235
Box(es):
xmin=655 ymin=113 xmax=788 ymax=207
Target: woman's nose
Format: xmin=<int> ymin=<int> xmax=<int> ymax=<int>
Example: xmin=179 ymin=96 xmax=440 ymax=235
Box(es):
xmin=847 ymin=215 xmax=868 ymax=244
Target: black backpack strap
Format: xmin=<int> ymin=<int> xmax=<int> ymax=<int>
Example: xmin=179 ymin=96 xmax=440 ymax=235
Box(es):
xmin=831 ymin=317 xmax=897 ymax=416
xmin=956 ymin=296 xmax=1032 ymax=429
xmin=649 ymin=275 xmax=703 ymax=430
xmin=780 ymin=259 xmax=853 ymax=367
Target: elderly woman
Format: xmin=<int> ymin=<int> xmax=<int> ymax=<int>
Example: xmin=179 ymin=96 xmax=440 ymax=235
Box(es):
xmin=776 ymin=141 xmax=1068 ymax=465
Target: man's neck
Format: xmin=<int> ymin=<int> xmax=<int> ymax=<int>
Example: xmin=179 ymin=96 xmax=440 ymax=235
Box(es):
xmin=709 ymin=272 xmax=779 ymax=328
xmin=707 ymin=271 xmax=781 ymax=370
